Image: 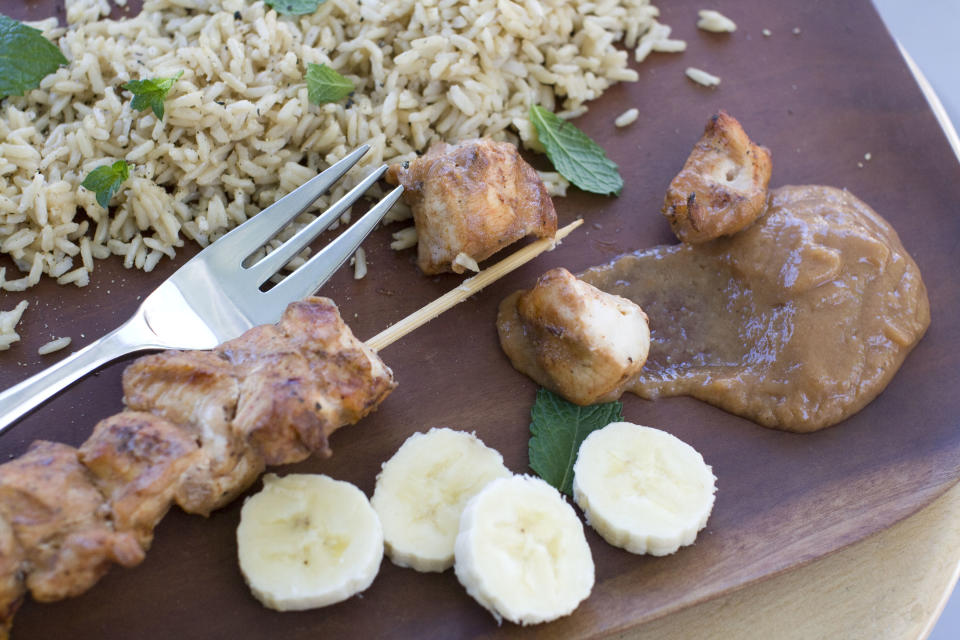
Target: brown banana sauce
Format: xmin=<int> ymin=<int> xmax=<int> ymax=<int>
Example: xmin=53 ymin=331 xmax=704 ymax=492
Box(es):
xmin=501 ymin=185 xmax=930 ymax=432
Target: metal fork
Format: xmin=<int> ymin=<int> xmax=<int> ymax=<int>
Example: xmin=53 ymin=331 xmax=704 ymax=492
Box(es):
xmin=0 ymin=145 xmax=402 ymax=436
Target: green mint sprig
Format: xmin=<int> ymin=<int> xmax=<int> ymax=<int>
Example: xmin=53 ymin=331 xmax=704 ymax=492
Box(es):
xmin=0 ymin=14 xmax=68 ymax=100
xmin=123 ymin=70 xmax=183 ymax=120
xmin=529 ymin=104 xmax=623 ymax=196
xmin=81 ymin=160 xmax=131 ymax=208
xmin=306 ymin=62 xmax=353 ymax=105
xmin=528 ymin=388 xmax=624 ymax=496
xmin=265 ymin=0 xmax=325 ymax=15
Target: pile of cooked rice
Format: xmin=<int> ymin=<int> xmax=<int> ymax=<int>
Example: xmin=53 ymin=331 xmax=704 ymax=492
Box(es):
xmin=0 ymin=0 xmax=672 ymax=306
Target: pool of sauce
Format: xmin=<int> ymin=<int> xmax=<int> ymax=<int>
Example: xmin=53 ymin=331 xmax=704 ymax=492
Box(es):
xmin=505 ymin=185 xmax=930 ymax=432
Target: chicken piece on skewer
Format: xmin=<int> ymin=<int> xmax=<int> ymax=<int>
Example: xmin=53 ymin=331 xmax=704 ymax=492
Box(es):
xmin=122 ymin=350 xmax=263 ymax=517
xmin=122 ymin=297 xmax=396 ymax=516
xmin=497 ymin=268 xmax=651 ymax=406
xmin=0 ymin=442 xmax=144 ymax=603
xmin=385 ymin=138 xmax=558 ymax=275
xmin=0 ymin=297 xmax=398 ymax=637
xmin=0 ymin=514 xmax=24 ymax=640
xmin=222 ymin=298 xmax=397 ymax=466
xmin=78 ymin=412 xmax=202 ymax=548
xmin=662 ymin=111 xmax=772 ymax=243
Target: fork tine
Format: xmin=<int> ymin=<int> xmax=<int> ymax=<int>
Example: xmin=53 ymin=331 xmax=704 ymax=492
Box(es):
xmin=264 ymin=185 xmax=404 ymax=305
xmin=210 ymin=145 xmax=370 ymax=258
xmin=245 ymin=164 xmax=389 ymax=285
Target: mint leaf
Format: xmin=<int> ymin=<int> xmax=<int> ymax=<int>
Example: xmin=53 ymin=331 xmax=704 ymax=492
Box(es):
xmin=528 ymin=388 xmax=624 ymax=496
xmin=265 ymin=0 xmax=325 ymax=15
xmin=123 ymin=70 xmax=183 ymax=120
xmin=306 ymin=63 xmax=353 ymax=105
xmin=529 ymin=104 xmax=623 ymax=196
xmin=81 ymin=160 xmax=131 ymax=208
xmin=0 ymin=14 xmax=68 ymax=100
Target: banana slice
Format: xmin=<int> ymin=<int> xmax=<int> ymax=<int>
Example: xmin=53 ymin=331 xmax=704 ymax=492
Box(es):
xmin=573 ymin=422 xmax=716 ymax=556
xmin=454 ymin=475 xmax=594 ymax=626
xmin=236 ymin=473 xmax=383 ymax=611
xmin=371 ymin=427 xmax=510 ymax=572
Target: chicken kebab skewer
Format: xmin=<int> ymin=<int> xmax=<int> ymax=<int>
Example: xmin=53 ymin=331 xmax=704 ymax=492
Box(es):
xmin=0 ymin=138 xmax=582 ymax=638
xmin=0 ymin=298 xmax=395 ymax=638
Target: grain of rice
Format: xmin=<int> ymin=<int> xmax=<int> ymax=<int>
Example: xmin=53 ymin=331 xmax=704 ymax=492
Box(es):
xmin=144 ymin=249 xmax=163 ymax=272
xmin=383 ymin=201 xmax=413 ymax=224
xmin=390 ymin=226 xmax=418 ymax=251
xmin=0 ymin=300 xmax=29 ymax=351
xmin=80 ymin=236 xmax=93 ymax=270
xmin=615 ymin=108 xmax=640 ymax=127
xmin=697 ymin=10 xmax=737 ymax=33
xmin=38 ymin=336 xmax=72 ymax=355
xmin=653 ymin=39 xmax=687 ymax=53
xmin=57 ymin=266 xmax=90 ymax=287
xmin=633 ymin=22 xmax=676 ymax=62
xmin=686 ymin=67 xmax=722 ymax=87
xmin=453 ymin=252 xmax=480 ymax=273
xmin=352 ymin=247 xmax=367 ymax=280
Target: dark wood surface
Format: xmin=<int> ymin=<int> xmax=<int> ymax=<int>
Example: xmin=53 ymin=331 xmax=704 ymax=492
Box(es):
xmin=1 ymin=1 xmax=958 ymax=638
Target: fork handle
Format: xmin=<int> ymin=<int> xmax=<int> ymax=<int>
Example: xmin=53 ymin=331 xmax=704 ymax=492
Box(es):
xmin=0 ymin=312 xmax=162 ymax=437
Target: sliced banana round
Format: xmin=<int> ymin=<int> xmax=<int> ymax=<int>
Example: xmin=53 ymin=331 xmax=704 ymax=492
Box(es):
xmin=371 ymin=427 xmax=510 ymax=572
xmin=454 ymin=475 xmax=594 ymax=626
xmin=573 ymin=422 xmax=716 ymax=556
xmin=236 ymin=473 xmax=383 ymax=611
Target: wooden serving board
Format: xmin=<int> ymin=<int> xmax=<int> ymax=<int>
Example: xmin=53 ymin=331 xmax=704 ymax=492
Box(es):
xmin=1 ymin=1 xmax=958 ymax=638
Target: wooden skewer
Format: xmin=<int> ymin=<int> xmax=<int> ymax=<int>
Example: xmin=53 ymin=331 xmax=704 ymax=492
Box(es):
xmin=365 ymin=218 xmax=584 ymax=352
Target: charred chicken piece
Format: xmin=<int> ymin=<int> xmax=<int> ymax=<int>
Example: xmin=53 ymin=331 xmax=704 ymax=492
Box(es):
xmin=0 ymin=297 xmax=396 ymax=637
xmin=122 ymin=350 xmax=263 ymax=517
xmin=78 ymin=412 xmax=202 ymax=548
xmin=662 ymin=111 xmax=772 ymax=243
xmin=0 ymin=514 xmax=24 ymax=640
xmin=498 ymin=267 xmax=651 ymax=405
xmin=0 ymin=442 xmax=144 ymax=603
xmin=221 ymin=298 xmax=396 ymax=466
xmin=122 ymin=297 xmax=395 ymax=515
xmin=386 ymin=138 xmax=558 ymax=274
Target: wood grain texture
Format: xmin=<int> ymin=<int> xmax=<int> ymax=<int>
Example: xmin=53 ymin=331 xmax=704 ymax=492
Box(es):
xmin=1 ymin=0 xmax=958 ymax=638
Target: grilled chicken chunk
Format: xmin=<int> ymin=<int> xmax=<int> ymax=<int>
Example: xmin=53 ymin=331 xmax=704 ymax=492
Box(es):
xmin=662 ymin=111 xmax=772 ymax=243
xmin=386 ymin=138 xmax=558 ymax=274
xmin=79 ymin=412 xmax=201 ymax=548
xmin=0 ymin=298 xmax=395 ymax=637
xmin=222 ymin=298 xmax=396 ymax=466
xmin=0 ymin=514 xmax=24 ymax=640
xmin=498 ymin=268 xmax=651 ymax=405
xmin=0 ymin=442 xmax=144 ymax=603
xmin=123 ymin=297 xmax=395 ymax=515
xmin=122 ymin=350 xmax=262 ymax=517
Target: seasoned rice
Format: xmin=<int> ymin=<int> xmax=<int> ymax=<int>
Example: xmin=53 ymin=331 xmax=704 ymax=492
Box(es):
xmin=352 ymin=247 xmax=367 ymax=280
xmin=685 ymin=67 xmax=722 ymax=87
xmin=615 ymin=108 xmax=640 ymax=127
xmin=1 ymin=0 xmax=671 ymax=298
xmin=390 ymin=226 xmax=418 ymax=251
xmin=0 ymin=300 xmax=29 ymax=350
xmin=697 ymin=10 xmax=737 ymax=33
xmin=452 ymin=252 xmax=480 ymax=273
xmin=38 ymin=336 xmax=72 ymax=355
xmin=537 ymin=171 xmax=570 ymax=197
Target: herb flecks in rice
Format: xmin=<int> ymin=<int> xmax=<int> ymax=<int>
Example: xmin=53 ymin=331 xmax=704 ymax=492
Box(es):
xmin=0 ymin=0 xmax=667 ymax=293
